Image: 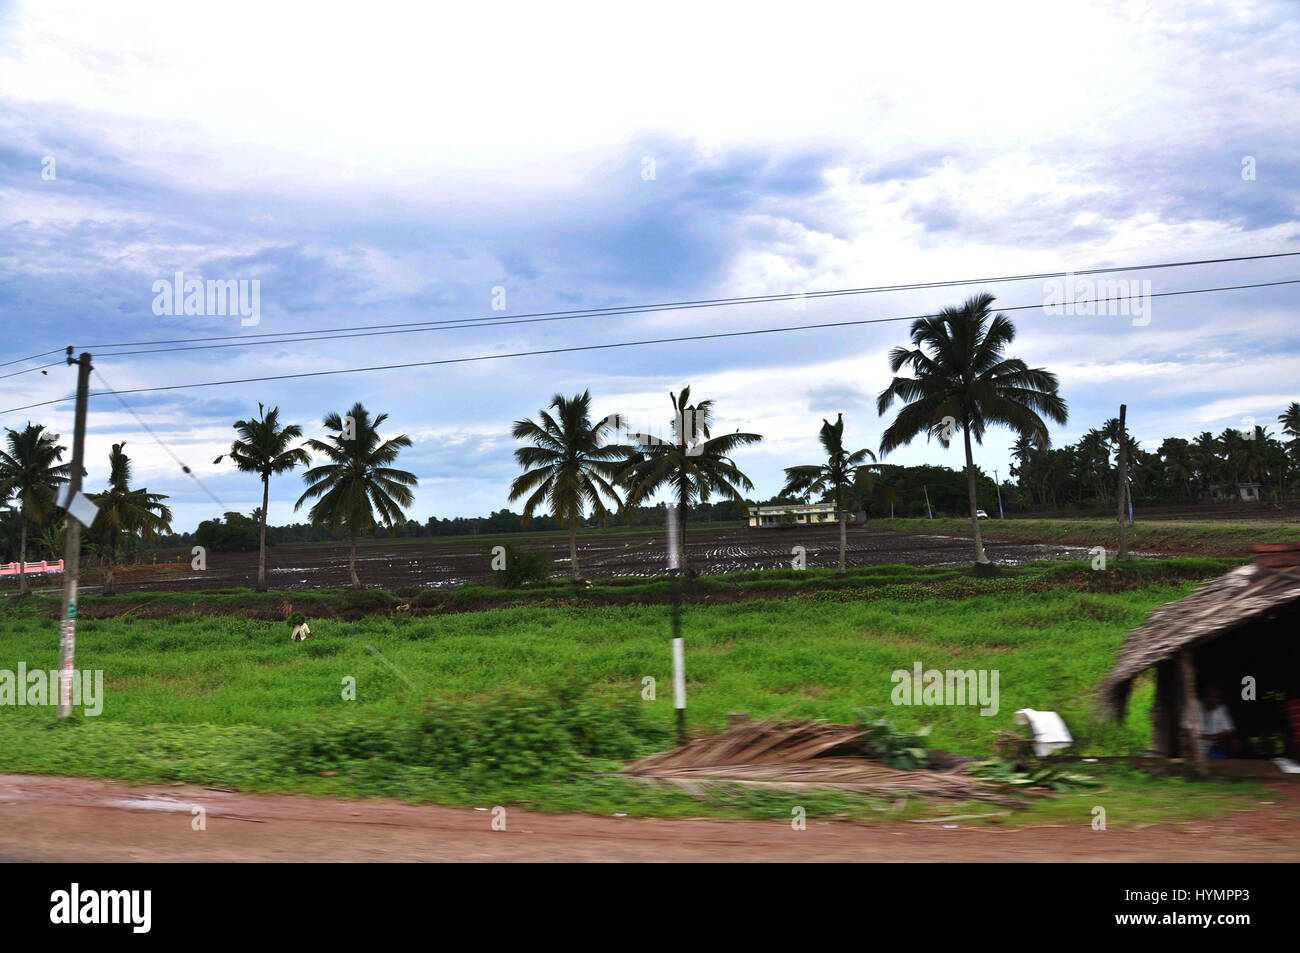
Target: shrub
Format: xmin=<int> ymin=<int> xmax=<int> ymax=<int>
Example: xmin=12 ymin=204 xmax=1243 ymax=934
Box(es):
xmin=488 ymin=544 xmax=554 ymax=588
xmin=858 ymin=706 xmax=931 ymax=770
xmin=338 ymin=588 xmax=399 ymax=619
xmin=278 ymin=683 xmax=668 ymax=784
xmin=194 ymin=511 xmax=265 ymax=553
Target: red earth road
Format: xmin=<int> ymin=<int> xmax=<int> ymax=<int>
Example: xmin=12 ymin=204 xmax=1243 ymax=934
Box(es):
xmin=1 ymin=774 xmax=1297 ymax=862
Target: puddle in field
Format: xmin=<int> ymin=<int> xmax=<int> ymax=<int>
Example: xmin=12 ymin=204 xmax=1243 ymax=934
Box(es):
xmin=102 ymin=795 xmax=194 ymax=813
xmin=926 ymin=538 xmax=1170 ymax=567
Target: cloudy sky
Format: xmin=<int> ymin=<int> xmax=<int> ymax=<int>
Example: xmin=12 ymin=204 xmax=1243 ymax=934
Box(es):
xmin=1 ymin=0 xmax=1297 ymax=531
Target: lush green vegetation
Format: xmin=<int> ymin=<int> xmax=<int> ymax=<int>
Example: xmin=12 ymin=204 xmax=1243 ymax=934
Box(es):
xmin=0 ymin=558 xmax=1269 ymax=825
xmin=875 ymin=516 xmax=1298 ymax=556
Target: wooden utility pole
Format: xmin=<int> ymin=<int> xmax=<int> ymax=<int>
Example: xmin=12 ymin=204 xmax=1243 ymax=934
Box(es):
xmin=57 ymin=351 xmax=93 ymax=719
xmin=1115 ymin=404 xmax=1130 ymax=562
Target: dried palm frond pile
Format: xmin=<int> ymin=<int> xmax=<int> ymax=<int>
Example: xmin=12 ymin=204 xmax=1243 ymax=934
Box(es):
xmin=621 ymin=718 xmax=1016 ymax=803
xmin=627 ymin=719 xmax=869 ymax=770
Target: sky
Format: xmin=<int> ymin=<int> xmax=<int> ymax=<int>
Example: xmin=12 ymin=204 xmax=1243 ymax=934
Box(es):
xmin=0 ymin=0 xmax=1297 ymax=532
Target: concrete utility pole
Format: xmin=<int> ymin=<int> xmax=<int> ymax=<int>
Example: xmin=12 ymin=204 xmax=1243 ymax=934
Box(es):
xmin=923 ymin=484 xmax=933 ymax=520
xmin=57 ymin=351 xmax=93 ymax=719
xmin=1115 ymin=404 xmax=1131 ymax=563
xmin=993 ymin=468 xmax=1004 ymax=520
xmin=666 ymin=503 xmax=686 ymax=745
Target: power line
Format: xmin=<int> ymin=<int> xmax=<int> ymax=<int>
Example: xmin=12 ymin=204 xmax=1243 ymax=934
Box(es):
xmin=92 ymin=367 xmax=229 ymax=510
xmin=0 ymin=360 xmax=64 ymax=381
xmin=77 ymin=249 xmax=1300 ymax=357
xmin=4 ymin=277 xmax=1294 ymax=417
xmin=0 ymin=347 xmax=66 ymax=369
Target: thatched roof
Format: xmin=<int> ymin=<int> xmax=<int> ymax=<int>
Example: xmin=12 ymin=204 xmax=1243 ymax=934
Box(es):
xmin=1098 ymin=557 xmax=1300 ymax=715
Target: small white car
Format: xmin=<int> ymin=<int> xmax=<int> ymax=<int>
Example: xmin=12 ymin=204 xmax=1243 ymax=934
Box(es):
xmin=975 ymin=510 xmax=989 ymax=520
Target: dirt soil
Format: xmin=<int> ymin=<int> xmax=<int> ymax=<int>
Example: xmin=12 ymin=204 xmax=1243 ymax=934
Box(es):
xmin=2 ymin=773 xmax=1297 ymax=862
xmin=4 ymin=526 xmax=1112 ymax=596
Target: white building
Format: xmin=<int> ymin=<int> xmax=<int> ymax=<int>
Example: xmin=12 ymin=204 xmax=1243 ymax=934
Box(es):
xmin=748 ymin=503 xmax=854 ymax=528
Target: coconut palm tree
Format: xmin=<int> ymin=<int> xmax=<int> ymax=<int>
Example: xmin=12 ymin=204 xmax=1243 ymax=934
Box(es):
xmin=617 ymin=386 xmax=762 ymax=572
xmin=0 ymin=423 xmax=70 ymax=594
xmin=877 ymin=293 xmax=1067 ymax=569
xmin=1009 ymin=434 xmax=1048 ymax=505
xmin=1192 ymin=431 xmax=1223 ymax=495
xmin=294 ymin=403 xmax=417 ymax=588
xmin=1279 ymin=403 xmax=1300 ymax=468
xmin=215 ymin=404 xmax=310 ymax=591
xmin=1157 ymin=437 xmax=1195 ymax=499
xmin=508 ymin=391 xmax=627 ymax=581
xmin=1100 ymin=416 xmax=1141 ymax=512
xmin=780 ymin=413 xmax=878 ymax=573
xmin=1076 ymin=429 xmax=1112 ymax=505
xmin=89 ymin=443 xmax=173 ymax=595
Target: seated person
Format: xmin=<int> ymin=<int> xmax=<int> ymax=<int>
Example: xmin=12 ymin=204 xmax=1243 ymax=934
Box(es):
xmin=1182 ymin=685 xmax=1239 ymax=759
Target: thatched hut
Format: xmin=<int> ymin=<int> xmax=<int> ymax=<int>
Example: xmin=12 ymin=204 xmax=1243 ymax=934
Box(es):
xmin=1098 ymin=543 xmax=1300 ymax=765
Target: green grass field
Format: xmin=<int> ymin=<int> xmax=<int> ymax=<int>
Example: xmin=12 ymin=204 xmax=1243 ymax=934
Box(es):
xmin=0 ymin=558 xmax=1269 ymax=825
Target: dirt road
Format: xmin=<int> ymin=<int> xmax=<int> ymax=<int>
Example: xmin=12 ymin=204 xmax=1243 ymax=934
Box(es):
xmin=2 ymin=774 xmax=1297 ymax=862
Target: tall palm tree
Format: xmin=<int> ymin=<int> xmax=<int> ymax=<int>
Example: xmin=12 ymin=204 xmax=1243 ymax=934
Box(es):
xmin=215 ymin=404 xmax=310 ymax=591
xmin=780 ymin=413 xmax=877 ymax=573
xmin=1076 ymin=430 xmax=1112 ymax=505
xmin=1100 ymin=416 xmax=1140 ymax=512
xmin=1192 ymin=431 xmax=1222 ymax=495
xmin=1217 ymin=427 xmax=1248 ymax=486
xmin=1158 ymin=437 xmax=1195 ymax=499
xmin=0 ymin=423 xmax=70 ymax=594
xmin=1279 ymin=402 xmax=1300 ymax=467
xmin=1239 ymin=426 xmax=1273 ymax=485
xmin=877 ymin=293 xmax=1067 ymax=568
xmin=295 ymin=403 xmax=417 ymax=588
xmin=89 ymin=443 xmax=172 ymax=595
xmin=1009 ymin=434 xmax=1046 ymax=505
xmin=617 ymin=386 xmax=762 ymax=572
xmin=508 ymin=391 xmax=626 ymax=581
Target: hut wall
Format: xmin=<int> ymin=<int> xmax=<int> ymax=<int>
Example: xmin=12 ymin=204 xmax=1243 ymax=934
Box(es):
xmin=1151 ymin=660 xmax=1183 ymax=757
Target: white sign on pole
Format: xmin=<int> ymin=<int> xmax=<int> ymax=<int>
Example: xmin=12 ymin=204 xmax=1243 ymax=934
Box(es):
xmin=57 ymin=486 xmax=99 ymax=527
xmin=672 ymin=637 xmax=686 ymax=711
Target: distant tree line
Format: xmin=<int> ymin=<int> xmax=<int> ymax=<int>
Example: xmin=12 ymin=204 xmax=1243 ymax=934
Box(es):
xmin=1009 ymin=406 xmax=1300 ymax=510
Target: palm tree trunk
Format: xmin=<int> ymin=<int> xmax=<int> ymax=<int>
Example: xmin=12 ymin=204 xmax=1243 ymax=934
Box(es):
xmin=838 ymin=513 xmax=847 ymax=573
xmin=348 ymin=529 xmax=359 ymax=589
xmin=257 ymin=474 xmax=269 ymax=592
xmin=568 ymin=515 xmax=580 ymax=580
xmin=836 ymin=485 xmax=847 ymax=574
xmin=17 ymin=517 xmax=28 ymax=596
xmin=964 ymin=424 xmax=989 ymax=565
xmin=678 ymin=482 xmax=689 ymax=572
